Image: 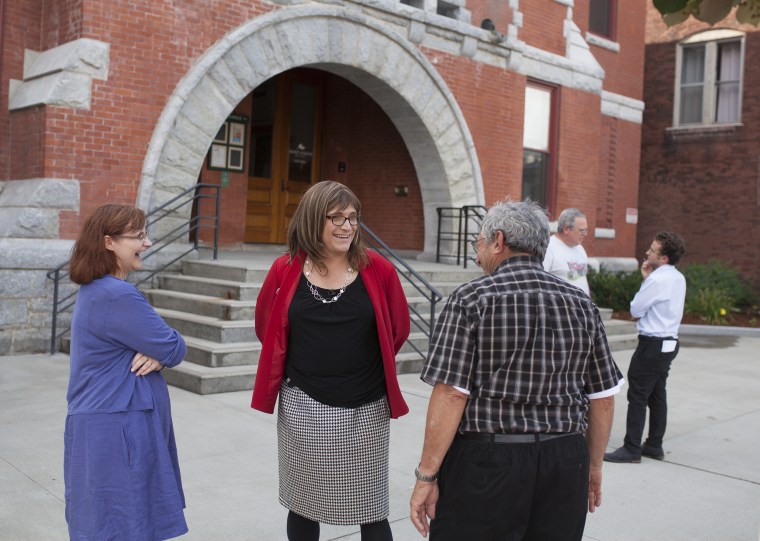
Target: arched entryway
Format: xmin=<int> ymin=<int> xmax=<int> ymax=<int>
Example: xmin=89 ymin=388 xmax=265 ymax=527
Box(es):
xmin=138 ymin=5 xmax=483 ymax=258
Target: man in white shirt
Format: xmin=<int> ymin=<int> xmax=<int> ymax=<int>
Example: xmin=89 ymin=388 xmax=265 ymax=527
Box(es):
xmin=604 ymin=232 xmax=686 ymax=464
xmin=543 ymin=208 xmax=590 ymax=294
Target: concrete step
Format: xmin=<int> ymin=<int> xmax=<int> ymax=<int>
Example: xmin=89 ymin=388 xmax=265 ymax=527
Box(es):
xmin=181 ymin=259 xmax=273 ymax=283
xmin=156 ymin=308 xmax=256 ymax=343
xmin=397 ymin=268 xmax=482 ymax=284
xmin=163 ymin=361 xmax=257 ymax=395
xmin=164 ymin=351 xmax=428 ymax=395
xmin=158 ymin=274 xmax=262 ymax=301
xmin=399 ymin=332 xmax=430 ymax=355
xmin=602 ymin=318 xmax=637 ymax=336
xmin=183 ymin=336 xmax=261 ymax=368
xmin=146 ymin=289 xmax=256 ymax=321
xmin=402 ymin=281 xmax=462 ymax=297
xmin=606 ymin=332 xmax=639 ymax=352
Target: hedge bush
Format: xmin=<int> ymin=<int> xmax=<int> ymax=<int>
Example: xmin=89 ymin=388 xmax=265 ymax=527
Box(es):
xmin=681 ymin=261 xmax=755 ymax=309
xmin=587 ymin=268 xmax=642 ymax=312
xmin=588 ymin=260 xmax=756 ymax=324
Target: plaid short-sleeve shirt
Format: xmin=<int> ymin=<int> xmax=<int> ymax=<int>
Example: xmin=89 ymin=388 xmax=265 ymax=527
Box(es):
xmin=421 ymin=255 xmax=623 ymax=434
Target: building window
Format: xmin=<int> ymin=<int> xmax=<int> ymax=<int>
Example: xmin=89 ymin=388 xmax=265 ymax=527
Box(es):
xmin=589 ymin=0 xmax=616 ymax=40
xmin=675 ymin=30 xmax=744 ymax=127
xmin=522 ymin=82 xmax=558 ymax=212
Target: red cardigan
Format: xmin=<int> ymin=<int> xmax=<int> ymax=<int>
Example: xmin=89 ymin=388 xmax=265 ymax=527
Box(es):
xmin=250 ymin=250 xmax=410 ymax=418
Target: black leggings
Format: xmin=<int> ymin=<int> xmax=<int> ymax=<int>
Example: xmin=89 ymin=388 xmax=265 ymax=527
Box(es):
xmin=287 ymin=511 xmax=392 ymax=541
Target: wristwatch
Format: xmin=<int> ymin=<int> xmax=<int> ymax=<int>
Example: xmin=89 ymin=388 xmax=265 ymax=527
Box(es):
xmin=414 ymin=465 xmax=439 ymax=482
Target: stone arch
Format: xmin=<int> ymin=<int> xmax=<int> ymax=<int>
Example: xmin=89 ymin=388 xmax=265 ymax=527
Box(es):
xmin=138 ymin=5 xmax=483 ymax=257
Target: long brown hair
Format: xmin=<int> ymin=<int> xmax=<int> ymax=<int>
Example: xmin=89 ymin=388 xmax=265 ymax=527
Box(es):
xmin=69 ymin=204 xmax=147 ymax=284
xmin=287 ymin=181 xmax=369 ymax=272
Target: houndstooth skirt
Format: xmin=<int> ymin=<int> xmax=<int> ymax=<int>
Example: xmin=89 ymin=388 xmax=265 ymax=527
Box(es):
xmin=277 ymin=381 xmax=390 ymax=525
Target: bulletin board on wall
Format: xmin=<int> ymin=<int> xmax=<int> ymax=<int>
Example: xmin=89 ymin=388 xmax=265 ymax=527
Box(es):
xmin=207 ymin=114 xmax=249 ymax=171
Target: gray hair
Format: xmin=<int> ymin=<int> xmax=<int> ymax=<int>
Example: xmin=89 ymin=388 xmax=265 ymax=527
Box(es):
xmin=481 ymin=199 xmax=550 ymax=259
xmin=557 ymin=208 xmax=586 ymax=232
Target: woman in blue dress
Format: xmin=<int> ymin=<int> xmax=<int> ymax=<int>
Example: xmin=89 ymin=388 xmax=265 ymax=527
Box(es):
xmin=64 ymin=204 xmax=188 ymax=540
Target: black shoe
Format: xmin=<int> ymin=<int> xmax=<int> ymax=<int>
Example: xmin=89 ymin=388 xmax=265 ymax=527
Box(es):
xmin=642 ymin=444 xmax=665 ymax=460
xmin=604 ymin=446 xmax=641 ymax=463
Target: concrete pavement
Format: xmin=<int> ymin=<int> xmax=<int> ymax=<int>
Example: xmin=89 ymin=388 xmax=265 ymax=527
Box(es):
xmin=2 ymin=335 xmax=760 ymax=540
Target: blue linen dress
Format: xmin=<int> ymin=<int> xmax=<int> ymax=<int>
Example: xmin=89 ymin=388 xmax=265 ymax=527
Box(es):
xmin=64 ymin=275 xmax=188 ymax=540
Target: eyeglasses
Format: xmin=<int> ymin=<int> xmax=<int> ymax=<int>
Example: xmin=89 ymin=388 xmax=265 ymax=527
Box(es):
xmin=115 ymin=231 xmax=149 ymax=242
xmin=326 ymin=215 xmax=359 ymax=227
xmin=470 ymin=238 xmax=485 ymax=252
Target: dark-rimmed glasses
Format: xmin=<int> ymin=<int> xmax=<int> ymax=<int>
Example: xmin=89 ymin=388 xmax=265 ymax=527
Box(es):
xmin=326 ymin=215 xmax=359 ymax=227
xmin=115 ymin=231 xmax=149 ymax=242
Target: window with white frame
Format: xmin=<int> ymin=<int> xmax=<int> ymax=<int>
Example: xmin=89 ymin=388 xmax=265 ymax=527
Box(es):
xmin=674 ymin=29 xmax=744 ymax=127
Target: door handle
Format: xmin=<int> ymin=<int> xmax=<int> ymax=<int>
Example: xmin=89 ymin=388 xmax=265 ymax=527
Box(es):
xmin=281 ymin=179 xmax=285 ymax=192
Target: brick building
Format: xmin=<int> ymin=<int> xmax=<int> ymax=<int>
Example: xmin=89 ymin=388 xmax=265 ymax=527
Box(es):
xmin=1 ymin=0 xmax=646 ymax=354
xmin=640 ymin=7 xmax=760 ymax=292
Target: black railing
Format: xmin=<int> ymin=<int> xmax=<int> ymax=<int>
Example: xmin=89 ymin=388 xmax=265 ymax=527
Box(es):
xmin=362 ymin=224 xmax=443 ymax=360
xmin=436 ymin=205 xmax=488 ymax=268
xmin=46 ymin=183 xmax=221 ymax=354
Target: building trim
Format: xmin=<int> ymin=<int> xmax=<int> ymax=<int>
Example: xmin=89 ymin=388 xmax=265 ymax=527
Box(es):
xmin=601 ymin=90 xmax=644 ymax=123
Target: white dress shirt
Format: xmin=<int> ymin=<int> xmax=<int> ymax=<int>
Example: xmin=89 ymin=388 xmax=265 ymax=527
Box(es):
xmin=630 ymin=264 xmax=686 ymax=338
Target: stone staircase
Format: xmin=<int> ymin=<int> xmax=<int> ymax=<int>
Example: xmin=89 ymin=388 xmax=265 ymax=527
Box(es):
xmin=146 ymin=253 xmax=638 ymax=394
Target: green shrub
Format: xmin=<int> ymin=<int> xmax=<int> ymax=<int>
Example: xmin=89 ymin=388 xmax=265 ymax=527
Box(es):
xmin=682 ymin=261 xmax=756 ymax=309
xmin=588 ymin=260 xmax=756 ymax=324
xmin=685 ymin=287 xmax=733 ymax=325
xmin=588 ymin=268 xmax=642 ymax=311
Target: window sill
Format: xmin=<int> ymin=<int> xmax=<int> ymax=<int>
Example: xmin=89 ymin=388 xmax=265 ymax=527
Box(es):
xmin=586 ymin=32 xmax=620 ymax=53
xmin=666 ymin=123 xmax=743 ymax=142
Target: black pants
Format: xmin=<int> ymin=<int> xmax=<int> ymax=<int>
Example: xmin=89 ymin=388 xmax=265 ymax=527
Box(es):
xmin=430 ymin=433 xmax=589 ymax=541
xmin=623 ymin=336 xmax=679 ymax=452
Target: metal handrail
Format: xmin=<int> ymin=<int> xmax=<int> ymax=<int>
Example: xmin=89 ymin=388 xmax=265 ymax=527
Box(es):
xmin=361 ymin=224 xmax=443 ymax=360
xmin=436 ymin=207 xmax=464 ymax=265
xmin=436 ymin=205 xmax=488 ymax=268
xmin=462 ymin=205 xmax=487 ymax=268
xmin=46 ymin=183 xmax=221 ymax=354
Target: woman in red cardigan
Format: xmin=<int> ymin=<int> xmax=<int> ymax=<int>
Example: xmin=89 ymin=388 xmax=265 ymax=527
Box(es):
xmin=251 ymin=181 xmax=410 ymax=541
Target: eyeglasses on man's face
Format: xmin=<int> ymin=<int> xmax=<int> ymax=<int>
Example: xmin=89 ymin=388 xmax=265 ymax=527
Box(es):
xmin=470 ymin=238 xmax=485 ymax=253
xmin=115 ymin=230 xmax=149 ymax=242
xmin=326 ymin=215 xmax=359 ymax=227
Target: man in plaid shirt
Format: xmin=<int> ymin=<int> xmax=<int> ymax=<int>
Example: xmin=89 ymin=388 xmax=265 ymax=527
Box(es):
xmin=409 ymin=200 xmax=624 ymax=540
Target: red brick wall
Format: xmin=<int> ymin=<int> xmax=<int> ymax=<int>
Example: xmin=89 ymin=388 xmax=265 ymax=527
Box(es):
xmin=1 ymin=0 xmax=646 ymax=260
xmin=430 ymin=48 xmax=525 ymax=205
xmin=590 ymin=0 xmax=647 ymax=99
xmin=1 ymin=1 xmax=42 ymax=178
xmin=25 ymin=0 xmax=277 ymax=237
xmin=596 ymin=115 xmax=640 ymax=257
xmin=520 ymin=2 xmax=567 ymax=57
xmin=639 ymin=31 xmax=760 ymax=290
xmin=467 ymin=0 xmax=512 ymax=34
xmin=321 ymin=76 xmax=423 ymax=250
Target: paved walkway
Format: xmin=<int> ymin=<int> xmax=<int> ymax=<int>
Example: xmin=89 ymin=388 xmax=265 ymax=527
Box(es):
xmin=2 ymin=335 xmax=760 ymax=540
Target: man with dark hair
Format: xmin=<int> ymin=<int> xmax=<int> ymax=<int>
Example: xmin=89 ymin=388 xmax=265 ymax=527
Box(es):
xmin=605 ymin=231 xmax=687 ymax=464
xmin=409 ymin=200 xmax=624 ymax=540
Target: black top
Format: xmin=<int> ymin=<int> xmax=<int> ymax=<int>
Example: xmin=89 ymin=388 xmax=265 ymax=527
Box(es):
xmin=285 ymin=273 xmax=385 ymax=408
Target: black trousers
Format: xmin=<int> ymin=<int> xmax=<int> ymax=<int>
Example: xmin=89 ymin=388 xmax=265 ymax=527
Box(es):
xmin=430 ymin=433 xmax=589 ymax=541
xmin=623 ymin=336 xmax=679 ymax=452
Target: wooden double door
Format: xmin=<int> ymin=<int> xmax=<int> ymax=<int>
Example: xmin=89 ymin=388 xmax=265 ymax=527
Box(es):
xmin=245 ymin=70 xmax=324 ymax=243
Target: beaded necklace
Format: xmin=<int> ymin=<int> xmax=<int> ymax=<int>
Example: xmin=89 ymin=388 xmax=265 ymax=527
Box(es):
xmin=304 ymin=259 xmax=354 ymax=304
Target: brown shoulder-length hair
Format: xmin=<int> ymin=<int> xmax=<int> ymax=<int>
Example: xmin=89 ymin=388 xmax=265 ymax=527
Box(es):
xmin=287 ymin=181 xmax=369 ymax=272
xmin=69 ymin=204 xmax=147 ymax=284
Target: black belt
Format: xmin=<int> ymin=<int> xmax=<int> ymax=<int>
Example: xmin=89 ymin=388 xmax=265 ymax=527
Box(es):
xmin=638 ymin=335 xmax=677 ymax=342
xmin=457 ymin=432 xmax=580 ymax=444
